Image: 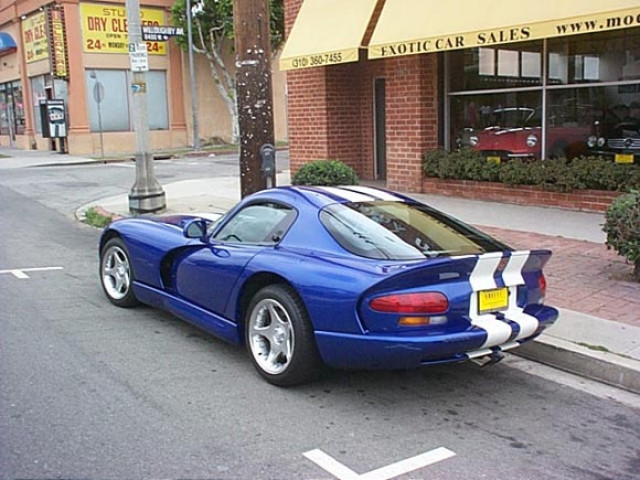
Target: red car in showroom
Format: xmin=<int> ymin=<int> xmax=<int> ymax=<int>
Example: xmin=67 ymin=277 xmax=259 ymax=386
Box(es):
xmin=457 ymin=107 xmax=590 ymax=162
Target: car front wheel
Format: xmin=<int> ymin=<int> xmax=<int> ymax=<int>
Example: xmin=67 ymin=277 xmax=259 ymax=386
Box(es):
xmin=100 ymin=238 xmax=139 ymax=308
xmin=245 ymin=284 xmax=322 ymax=386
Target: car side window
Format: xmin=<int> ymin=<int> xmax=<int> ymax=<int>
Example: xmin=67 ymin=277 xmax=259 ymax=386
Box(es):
xmin=213 ymin=202 xmax=296 ymax=245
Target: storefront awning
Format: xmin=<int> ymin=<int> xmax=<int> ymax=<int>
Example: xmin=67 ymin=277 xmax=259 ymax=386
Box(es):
xmin=279 ymin=0 xmax=378 ymax=71
xmin=368 ymin=0 xmax=640 ymax=59
xmin=0 ymin=32 xmax=17 ymax=56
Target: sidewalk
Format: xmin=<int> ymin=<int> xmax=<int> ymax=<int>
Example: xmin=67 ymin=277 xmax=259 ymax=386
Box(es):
xmin=3 ymin=147 xmax=639 ymax=393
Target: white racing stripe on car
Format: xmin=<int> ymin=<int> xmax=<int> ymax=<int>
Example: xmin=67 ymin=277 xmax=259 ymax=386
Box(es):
xmin=469 ymin=251 xmax=540 ymax=348
xmin=501 ymin=250 xmax=529 ymax=286
xmin=469 ymin=253 xmax=512 ymax=348
xmin=316 ymin=186 xmax=376 ymax=203
xmin=507 ymin=310 xmax=539 ymax=340
xmin=340 ymin=185 xmax=404 ymax=201
xmin=469 ymin=252 xmax=502 ymax=291
xmin=502 ymin=252 xmax=539 ymax=340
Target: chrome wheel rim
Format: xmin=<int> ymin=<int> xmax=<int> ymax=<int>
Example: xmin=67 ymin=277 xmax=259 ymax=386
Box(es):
xmin=248 ymin=298 xmax=294 ymax=375
xmin=102 ymin=246 xmax=131 ymax=300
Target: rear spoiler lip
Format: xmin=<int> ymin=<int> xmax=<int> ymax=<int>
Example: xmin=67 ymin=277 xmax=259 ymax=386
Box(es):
xmin=364 ymin=249 xmax=553 ymax=297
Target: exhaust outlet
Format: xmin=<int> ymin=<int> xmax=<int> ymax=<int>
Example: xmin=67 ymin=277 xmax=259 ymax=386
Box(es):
xmin=471 ymin=351 xmax=505 ymax=367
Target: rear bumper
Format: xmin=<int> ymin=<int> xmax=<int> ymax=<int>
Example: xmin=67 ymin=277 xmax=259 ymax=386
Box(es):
xmin=586 ymin=149 xmax=638 ymax=162
xmin=315 ymin=305 xmax=558 ymax=369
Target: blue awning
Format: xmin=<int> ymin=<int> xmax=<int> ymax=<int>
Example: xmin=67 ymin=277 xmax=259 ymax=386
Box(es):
xmin=0 ymin=32 xmax=17 ymax=56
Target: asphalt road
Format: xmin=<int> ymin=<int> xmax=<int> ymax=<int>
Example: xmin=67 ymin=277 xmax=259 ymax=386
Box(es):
xmin=1 ymin=158 xmax=639 ymax=479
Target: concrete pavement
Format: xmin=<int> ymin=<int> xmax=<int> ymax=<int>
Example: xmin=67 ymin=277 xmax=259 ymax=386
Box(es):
xmin=2 ymin=146 xmax=639 ymax=394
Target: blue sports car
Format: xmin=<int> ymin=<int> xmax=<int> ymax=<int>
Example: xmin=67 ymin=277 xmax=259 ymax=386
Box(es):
xmin=99 ymin=186 xmax=558 ymax=386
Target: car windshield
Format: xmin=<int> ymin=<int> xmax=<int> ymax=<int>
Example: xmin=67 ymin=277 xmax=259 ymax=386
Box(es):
xmin=320 ymin=201 xmax=509 ymax=260
xmin=488 ymin=108 xmax=538 ymax=129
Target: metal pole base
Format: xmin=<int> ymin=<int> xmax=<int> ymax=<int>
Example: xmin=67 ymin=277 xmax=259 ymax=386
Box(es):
xmin=129 ymin=191 xmax=166 ymax=214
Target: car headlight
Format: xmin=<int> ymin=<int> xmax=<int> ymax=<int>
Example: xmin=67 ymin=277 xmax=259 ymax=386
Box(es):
xmin=597 ymin=137 xmax=606 ymax=147
xmin=526 ymin=134 xmax=538 ymax=148
xmin=469 ymin=135 xmax=479 ymax=147
xmin=587 ymin=135 xmax=597 ymax=148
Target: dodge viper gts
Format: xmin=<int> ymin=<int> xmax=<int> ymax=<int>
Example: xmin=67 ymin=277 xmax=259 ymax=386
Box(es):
xmin=99 ymin=185 xmax=558 ymax=385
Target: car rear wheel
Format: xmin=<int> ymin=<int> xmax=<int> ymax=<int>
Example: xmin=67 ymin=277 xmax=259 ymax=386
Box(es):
xmin=100 ymin=238 xmax=139 ymax=308
xmin=245 ymin=284 xmax=322 ymax=386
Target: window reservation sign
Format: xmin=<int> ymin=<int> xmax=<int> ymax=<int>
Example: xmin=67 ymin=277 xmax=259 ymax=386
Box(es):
xmin=80 ymin=3 xmax=166 ymax=55
xmin=21 ymin=11 xmax=49 ymax=63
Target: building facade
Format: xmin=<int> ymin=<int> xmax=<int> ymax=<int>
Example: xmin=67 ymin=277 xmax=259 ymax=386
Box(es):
xmin=281 ymin=0 xmax=640 ymax=192
xmin=0 ymin=0 xmax=287 ymax=156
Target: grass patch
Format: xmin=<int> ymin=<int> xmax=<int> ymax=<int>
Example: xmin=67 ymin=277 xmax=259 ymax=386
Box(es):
xmin=83 ymin=207 xmax=114 ymax=228
xmin=577 ymin=343 xmax=611 ymax=353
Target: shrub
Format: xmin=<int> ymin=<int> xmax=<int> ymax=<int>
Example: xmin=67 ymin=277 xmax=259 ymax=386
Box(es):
xmin=423 ymin=150 xmax=640 ymax=193
xmin=292 ymin=160 xmax=358 ymax=186
xmin=603 ymin=190 xmax=640 ymax=282
xmin=83 ymin=207 xmax=114 ymax=228
xmin=423 ymin=148 xmax=501 ymax=182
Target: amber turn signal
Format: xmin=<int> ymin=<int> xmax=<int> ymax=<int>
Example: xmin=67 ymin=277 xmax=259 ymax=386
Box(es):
xmin=398 ymin=316 xmax=431 ymax=327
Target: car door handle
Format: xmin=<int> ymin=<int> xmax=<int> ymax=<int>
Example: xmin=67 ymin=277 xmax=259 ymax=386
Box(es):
xmin=210 ymin=246 xmax=231 ymax=258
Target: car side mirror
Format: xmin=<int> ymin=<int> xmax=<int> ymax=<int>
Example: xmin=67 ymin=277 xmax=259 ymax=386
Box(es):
xmin=183 ymin=219 xmax=209 ymax=239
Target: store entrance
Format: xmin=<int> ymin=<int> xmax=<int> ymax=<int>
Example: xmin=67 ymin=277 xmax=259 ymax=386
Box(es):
xmin=374 ymin=78 xmax=387 ymax=180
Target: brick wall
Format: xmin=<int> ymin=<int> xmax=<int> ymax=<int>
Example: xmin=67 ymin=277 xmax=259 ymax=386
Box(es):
xmin=422 ymin=178 xmax=622 ymax=212
xmin=284 ymin=0 xmax=440 ymax=190
xmin=383 ymin=54 xmax=438 ymax=192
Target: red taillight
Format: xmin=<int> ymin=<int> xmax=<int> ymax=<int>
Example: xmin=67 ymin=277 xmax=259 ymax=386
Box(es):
xmin=370 ymin=292 xmax=449 ymax=314
xmin=538 ymin=274 xmax=547 ymax=297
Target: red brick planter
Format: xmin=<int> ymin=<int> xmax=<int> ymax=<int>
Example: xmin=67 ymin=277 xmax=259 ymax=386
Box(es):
xmin=421 ymin=177 xmax=623 ymax=213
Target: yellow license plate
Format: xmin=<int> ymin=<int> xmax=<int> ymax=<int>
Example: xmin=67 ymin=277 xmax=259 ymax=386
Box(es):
xmin=487 ymin=156 xmax=501 ymax=164
xmin=615 ymin=153 xmax=634 ymax=164
xmin=478 ymin=288 xmax=509 ymax=314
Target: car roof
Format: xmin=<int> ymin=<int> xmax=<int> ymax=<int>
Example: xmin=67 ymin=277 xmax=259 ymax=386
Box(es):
xmin=248 ymin=185 xmax=414 ymax=209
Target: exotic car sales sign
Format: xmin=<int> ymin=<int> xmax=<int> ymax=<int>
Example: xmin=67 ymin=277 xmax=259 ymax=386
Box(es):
xmin=80 ymin=2 xmax=166 ymax=55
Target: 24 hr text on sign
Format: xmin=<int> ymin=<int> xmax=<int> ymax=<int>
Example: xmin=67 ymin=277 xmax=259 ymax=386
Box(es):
xmin=80 ymin=3 xmax=166 ymax=55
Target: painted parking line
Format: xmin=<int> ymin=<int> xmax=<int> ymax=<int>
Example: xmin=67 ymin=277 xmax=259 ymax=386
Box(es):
xmin=303 ymin=446 xmax=456 ymax=480
xmin=0 ymin=266 xmax=64 ymax=279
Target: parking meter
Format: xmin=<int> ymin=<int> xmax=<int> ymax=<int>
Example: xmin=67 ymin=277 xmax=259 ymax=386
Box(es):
xmin=260 ymin=143 xmax=276 ymax=187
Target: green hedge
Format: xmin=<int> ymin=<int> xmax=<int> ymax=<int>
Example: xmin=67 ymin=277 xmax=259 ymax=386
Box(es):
xmin=603 ymin=190 xmax=640 ymax=282
xmin=423 ymin=149 xmax=640 ymax=193
xmin=292 ymin=160 xmax=359 ymax=186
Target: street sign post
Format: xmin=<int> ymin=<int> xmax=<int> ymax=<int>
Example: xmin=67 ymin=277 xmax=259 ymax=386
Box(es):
xmin=141 ymin=25 xmax=184 ymax=42
xmin=128 ymin=42 xmax=149 ymax=72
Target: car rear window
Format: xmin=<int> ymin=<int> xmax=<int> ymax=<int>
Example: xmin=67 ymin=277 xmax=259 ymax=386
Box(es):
xmin=320 ymin=201 xmax=509 ymax=260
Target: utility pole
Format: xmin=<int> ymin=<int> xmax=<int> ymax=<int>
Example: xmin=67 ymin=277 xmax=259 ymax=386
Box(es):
xmin=186 ymin=0 xmax=200 ymax=151
xmin=126 ymin=0 xmax=166 ymax=214
xmin=233 ymin=0 xmax=276 ymax=197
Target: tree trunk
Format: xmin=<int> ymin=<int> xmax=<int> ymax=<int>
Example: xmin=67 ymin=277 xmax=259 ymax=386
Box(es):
xmin=635 ymin=258 xmax=640 ymax=283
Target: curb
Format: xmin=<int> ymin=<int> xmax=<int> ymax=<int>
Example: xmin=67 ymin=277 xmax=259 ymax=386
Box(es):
xmin=515 ymin=335 xmax=640 ymax=395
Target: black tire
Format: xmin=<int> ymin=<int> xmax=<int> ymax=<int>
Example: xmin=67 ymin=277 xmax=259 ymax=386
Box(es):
xmin=99 ymin=237 xmax=139 ymax=308
xmin=245 ymin=284 xmax=323 ymax=386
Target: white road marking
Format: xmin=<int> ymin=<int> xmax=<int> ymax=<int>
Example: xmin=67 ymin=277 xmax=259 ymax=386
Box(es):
xmin=0 ymin=266 xmax=64 ymax=279
xmin=303 ymin=447 xmax=456 ymax=480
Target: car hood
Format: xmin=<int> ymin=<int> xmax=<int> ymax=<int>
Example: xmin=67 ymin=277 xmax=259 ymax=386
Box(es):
xmin=477 ymin=127 xmax=536 ymax=137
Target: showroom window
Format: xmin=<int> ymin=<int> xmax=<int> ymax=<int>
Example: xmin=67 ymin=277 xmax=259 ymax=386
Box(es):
xmin=85 ymin=69 xmax=169 ymax=132
xmin=0 ymin=81 xmax=25 ymax=137
xmin=447 ymin=28 xmax=640 ymax=162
